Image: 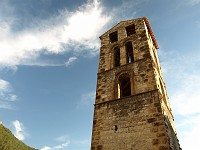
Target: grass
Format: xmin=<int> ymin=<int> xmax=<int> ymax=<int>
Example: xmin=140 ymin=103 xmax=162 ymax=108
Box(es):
xmin=0 ymin=123 xmax=37 ymax=150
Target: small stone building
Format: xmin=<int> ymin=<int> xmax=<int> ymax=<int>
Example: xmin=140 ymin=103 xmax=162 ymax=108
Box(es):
xmin=91 ymin=17 xmax=181 ymax=150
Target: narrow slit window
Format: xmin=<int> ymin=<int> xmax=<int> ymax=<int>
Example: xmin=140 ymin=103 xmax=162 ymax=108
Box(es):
xmin=114 ymin=125 xmax=118 ymax=131
xmin=114 ymin=47 xmax=120 ymax=67
xmin=126 ymin=42 xmax=134 ymax=63
xmin=109 ymin=31 xmax=118 ymax=43
xmin=118 ymin=74 xmax=131 ymax=98
xmin=126 ymin=24 xmax=136 ymax=36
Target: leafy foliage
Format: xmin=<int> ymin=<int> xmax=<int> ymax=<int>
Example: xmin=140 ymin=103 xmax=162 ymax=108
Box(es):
xmin=0 ymin=123 xmax=37 ymax=150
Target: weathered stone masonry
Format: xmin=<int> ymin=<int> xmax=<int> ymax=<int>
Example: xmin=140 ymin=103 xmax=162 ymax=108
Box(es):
xmin=91 ymin=17 xmax=181 ymax=150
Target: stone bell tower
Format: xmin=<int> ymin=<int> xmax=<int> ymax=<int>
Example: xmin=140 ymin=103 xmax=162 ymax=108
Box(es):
xmin=91 ymin=17 xmax=181 ymax=150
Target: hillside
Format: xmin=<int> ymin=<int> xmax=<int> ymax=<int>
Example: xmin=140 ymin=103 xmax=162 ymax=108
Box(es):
xmin=0 ymin=123 xmax=36 ymax=150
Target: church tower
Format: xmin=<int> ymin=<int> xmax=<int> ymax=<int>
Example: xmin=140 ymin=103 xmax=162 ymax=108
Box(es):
xmin=91 ymin=17 xmax=181 ymax=150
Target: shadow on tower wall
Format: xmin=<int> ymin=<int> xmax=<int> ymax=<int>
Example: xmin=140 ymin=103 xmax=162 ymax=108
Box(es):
xmin=164 ymin=115 xmax=182 ymax=150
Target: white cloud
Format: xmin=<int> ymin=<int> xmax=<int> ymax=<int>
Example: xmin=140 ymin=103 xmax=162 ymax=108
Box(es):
xmin=159 ymin=49 xmax=200 ymax=150
xmin=79 ymin=91 xmax=95 ymax=107
xmin=65 ymin=57 xmax=77 ymax=67
xmin=0 ymin=101 xmax=12 ymax=109
xmin=176 ymin=115 xmax=200 ymax=128
xmin=180 ymin=121 xmax=200 ymax=150
xmin=171 ymin=75 xmax=200 ymax=116
xmin=12 ymin=120 xmax=25 ymax=141
xmin=175 ymin=115 xmax=200 ymax=149
xmin=41 ymin=141 xmax=70 ymax=150
xmin=0 ymin=79 xmax=11 ymax=92
xmin=9 ymin=94 xmax=17 ymax=101
xmin=0 ymin=79 xmax=17 ymax=109
xmin=167 ymin=75 xmax=200 ymax=150
xmin=41 ymin=135 xmax=70 ymax=150
xmin=53 ymin=142 xmax=70 ymax=149
xmin=41 ymin=147 xmax=51 ymax=150
xmin=55 ymin=135 xmax=69 ymax=143
xmin=0 ymin=0 xmax=111 ymax=69
xmin=158 ymin=50 xmax=200 ymax=116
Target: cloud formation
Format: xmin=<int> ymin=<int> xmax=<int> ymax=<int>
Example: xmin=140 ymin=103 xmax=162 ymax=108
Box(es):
xmin=159 ymin=50 xmax=200 ymax=116
xmin=12 ymin=120 xmax=25 ymax=141
xmin=79 ymin=91 xmax=95 ymax=107
xmin=0 ymin=79 xmax=17 ymax=109
xmin=0 ymin=0 xmax=111 ymax=69
xmin=181 ymin=121 xmax=200 ymax=150
xmin=41 ymin=141 xmax=70 ymax=150
xmin=171 ymin=75 xmax=200 ymax=116
xmin=65 ymin=57 xmax=77 ymax=67
xmin=41 ymin=135 xmax=70 ymax=150
xmin=159 ymin=49 xmax=200 ymax=150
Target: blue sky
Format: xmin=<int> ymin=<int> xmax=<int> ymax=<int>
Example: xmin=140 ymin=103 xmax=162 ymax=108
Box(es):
xmin=0 ymin=0 xmax=200 ymax=149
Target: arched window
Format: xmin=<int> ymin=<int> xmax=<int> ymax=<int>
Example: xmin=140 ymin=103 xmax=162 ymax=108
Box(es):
xmin=118 ymin=74 xmax=131 ymax=98
xmin=114 ymin=47 xmax=120 ymax=67
xmin=125 ymin=42 xmax=134 ymax=63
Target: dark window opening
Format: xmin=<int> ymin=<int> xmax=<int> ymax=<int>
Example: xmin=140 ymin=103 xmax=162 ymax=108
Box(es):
xmin=126 ymin=42 xmax=134 ymax=63
xmin=114 ymin=125 xmax=118 ymax=131
xmin=109 ymin=31 xmax=118 ymax=43
xmin=126 ymin=24 xmax=136 ymax=36
xmin=114 ymin=47 xmax=120 ymax=67
xmin=118 ymin=74 xmax=131 ymax=98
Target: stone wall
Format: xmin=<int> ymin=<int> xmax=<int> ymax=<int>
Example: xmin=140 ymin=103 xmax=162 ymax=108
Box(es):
xmin=91 ymin=90 xmax=170 ymax=150
xmin=95 ymin=57 xmax=157 ymax=104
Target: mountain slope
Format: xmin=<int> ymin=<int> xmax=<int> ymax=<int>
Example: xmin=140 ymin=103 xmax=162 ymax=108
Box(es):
xmin=0 ymin=123 xmax=37 ymax=150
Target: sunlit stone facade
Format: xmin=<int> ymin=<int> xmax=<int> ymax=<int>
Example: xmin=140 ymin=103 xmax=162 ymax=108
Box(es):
xmin=91 ymin=17 xmax=181 ymax=150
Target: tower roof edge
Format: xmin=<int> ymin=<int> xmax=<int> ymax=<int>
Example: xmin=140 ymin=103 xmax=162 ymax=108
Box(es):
xmin=143 ymin=17 xmax=159 ymax=49
xmin=99 ymin=17 xmax=159 ymax=49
